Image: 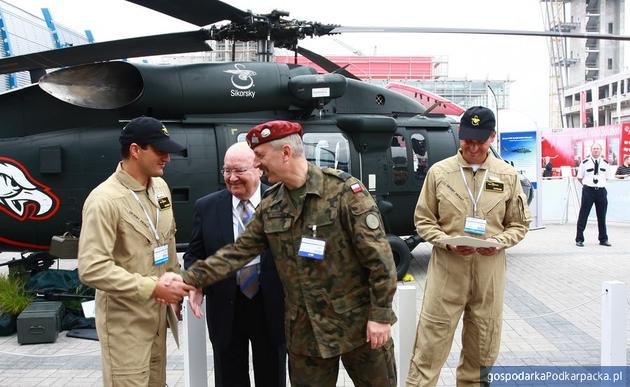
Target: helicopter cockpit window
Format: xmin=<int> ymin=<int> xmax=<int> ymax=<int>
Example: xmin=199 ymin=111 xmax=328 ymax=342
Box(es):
xmin=303 ymin=133 xmax=351 ymax=172
xmin=390 ymin=135 xmax=409 ymax=186
xmin=411 ymin=133 xmax=428 ymax=183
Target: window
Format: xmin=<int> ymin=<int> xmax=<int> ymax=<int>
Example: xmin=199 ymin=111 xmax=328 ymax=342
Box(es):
xmin=608 ymin=58 xmax=613 ymax=70
xmin=303 ymin=133 xmax=351 ymax=172
xmin=390 ymin=135 xmax=408 ymax=186
xmin=411 ymin=133 xmax=428 ymax=183
xmin=608 ymin=22 xmax=614 ymax=34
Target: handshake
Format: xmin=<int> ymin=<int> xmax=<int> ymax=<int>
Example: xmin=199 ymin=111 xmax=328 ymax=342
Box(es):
xmin=152 ymin=272 xmax=204 ymax=318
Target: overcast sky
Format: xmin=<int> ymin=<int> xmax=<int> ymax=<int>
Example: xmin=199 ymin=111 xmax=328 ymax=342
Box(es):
xmin=17 ymin=0 xmax=554 ymax=126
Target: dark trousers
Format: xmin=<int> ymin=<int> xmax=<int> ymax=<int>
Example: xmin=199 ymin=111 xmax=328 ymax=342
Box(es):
xmin=288 ymin=339 xmax=396 ymax=387
xmin=575 ymin=186 xmax=608 ymax=243
xmin=213 ymin=291 xmax=286 ymax=387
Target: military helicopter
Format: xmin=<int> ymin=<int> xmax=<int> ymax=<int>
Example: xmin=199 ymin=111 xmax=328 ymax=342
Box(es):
xmin=1 ymin=0 xmax=629 ymax=278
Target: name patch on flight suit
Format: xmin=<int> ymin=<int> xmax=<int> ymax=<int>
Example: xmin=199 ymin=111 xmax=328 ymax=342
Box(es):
xmin=157 ymin=196 xmax=171 ymax=210
xmin=484 ymin=180 xmax=504 ymax=192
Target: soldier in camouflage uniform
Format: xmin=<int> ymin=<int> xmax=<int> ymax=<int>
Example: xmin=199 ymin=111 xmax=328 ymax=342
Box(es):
xmin=181 ymin=120 xmax=398 ymax=387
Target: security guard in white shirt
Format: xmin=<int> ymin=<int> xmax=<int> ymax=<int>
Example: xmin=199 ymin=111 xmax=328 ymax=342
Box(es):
xmin=575 ymin=143 xmax=611 ymax=247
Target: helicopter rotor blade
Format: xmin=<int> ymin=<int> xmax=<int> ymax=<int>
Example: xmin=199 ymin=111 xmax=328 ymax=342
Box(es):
xmin=126 ymin=0 xmax=250 ymax=26
xmin=0 ymin=30 xmax=212 ymax=75
xmin=296 ymin=46 xmax=361 ymax=81
xmin=331 ymin=26 xmax=630 ymax=41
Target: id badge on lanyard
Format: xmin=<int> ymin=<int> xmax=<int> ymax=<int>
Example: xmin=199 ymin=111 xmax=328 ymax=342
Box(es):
xmin=153 ymin=245 xmax=169 ymax=265
xmin=464 ymin=217 xmax=486 ymax=235
xmin=297 ymin=225 xmax=326 ymax=260
xmin=130 ymin=190 xmax=169 ymax=266
xmin=460 ymin=167 xmax=488 ymax=236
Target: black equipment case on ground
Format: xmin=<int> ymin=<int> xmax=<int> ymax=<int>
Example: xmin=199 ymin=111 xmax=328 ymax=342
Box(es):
xmin=17 ymin=301 xmax=64 ymax=344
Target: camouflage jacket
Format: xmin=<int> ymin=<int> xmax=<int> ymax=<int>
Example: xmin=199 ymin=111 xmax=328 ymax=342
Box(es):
xmin=183 ymin=163 xmax=397 ymax=358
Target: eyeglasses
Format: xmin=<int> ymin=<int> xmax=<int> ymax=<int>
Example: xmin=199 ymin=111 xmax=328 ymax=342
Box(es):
xmin=221 ymin=167 xmax=253 ymax=176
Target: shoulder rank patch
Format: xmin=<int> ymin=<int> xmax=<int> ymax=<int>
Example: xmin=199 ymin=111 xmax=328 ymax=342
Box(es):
xmin=322 ymin=167 xmax=352 ymax=181
xmin=350 ymin=183 xmax=362 ymax=193
xmin=366 ymin=213 xmax=380 ymax=230
xmin=484 ymin=181 xmax=504 ymax=192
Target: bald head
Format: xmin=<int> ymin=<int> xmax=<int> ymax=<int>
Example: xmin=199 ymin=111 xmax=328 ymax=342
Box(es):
xmin=223 ymin=142 xmax=261 ymax=200
xmin=225 ymin=142 xmax=254 ymax=163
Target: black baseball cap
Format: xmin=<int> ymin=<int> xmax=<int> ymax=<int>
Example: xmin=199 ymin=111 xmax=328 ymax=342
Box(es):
xmin=458 ymin=106 xmax=496 ymax=142
xmin=119 ymin=116 xmax=185 ymax=154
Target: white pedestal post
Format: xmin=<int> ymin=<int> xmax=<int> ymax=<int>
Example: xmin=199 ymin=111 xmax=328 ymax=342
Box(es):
xmin=183 ymin=297 xmax=208 ymax=387
xmin=601 ymin=281 xmax=627 ymax=366
xmin=393 ymin=283 xmax=417 ymax=387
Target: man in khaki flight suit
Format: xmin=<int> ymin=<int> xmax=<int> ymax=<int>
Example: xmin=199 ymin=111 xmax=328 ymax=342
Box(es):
xmin=78 ymin=116 xmax=195 ymax=386
xmin=406 ymin=107 xmax=531 ymax=386
xmin=181 ymin=120 xmax=398 ymax=387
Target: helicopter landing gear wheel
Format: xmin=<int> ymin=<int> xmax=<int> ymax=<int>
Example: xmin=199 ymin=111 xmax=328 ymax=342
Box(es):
xmin=386 ymin=234 xmax=412 ymax=281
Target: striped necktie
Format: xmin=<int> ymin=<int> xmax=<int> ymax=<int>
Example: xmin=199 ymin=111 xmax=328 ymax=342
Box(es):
xmin=237 ymin=200 xmax=259 ymax=299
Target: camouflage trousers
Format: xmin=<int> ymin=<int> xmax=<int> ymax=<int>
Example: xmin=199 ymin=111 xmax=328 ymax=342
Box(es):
xmin=288 ymin=339 xmax=396 ymax=387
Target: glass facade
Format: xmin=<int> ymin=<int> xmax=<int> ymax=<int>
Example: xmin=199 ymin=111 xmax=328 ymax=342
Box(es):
xmin=0 ymin=1 xmax=91 ymax=91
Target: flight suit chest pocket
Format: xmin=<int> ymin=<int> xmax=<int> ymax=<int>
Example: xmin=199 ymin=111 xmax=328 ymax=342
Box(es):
xmin=119 ymin=210 xmax=153 ymax=244
xmin=480 ymin=193 xmax=507 ymax=218
xmin=437 ymin=182 xmax=465 ymax=216
xmin=157 ymin=211 xmax=175 ymax=241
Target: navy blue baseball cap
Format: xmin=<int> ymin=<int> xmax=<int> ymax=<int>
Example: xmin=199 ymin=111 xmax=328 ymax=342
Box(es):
xmin=459 ymin=106 xmax=496 ymax=142
xmin=119 ymin=116 xmax=185 ymax=154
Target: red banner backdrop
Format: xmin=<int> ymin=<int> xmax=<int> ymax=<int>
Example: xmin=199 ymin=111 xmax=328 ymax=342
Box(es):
xmin=541 ymin=124 xmax=623 ymax=175
xmin=622 ymin=122 xmax=630 ymax=161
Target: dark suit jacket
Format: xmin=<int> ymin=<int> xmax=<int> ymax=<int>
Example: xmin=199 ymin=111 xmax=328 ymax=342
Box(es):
xmin=183 ymin=186 xmax=285 ymax=350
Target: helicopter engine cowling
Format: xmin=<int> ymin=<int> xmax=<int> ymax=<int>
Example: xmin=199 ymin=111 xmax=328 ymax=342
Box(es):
xmin=39 ymin=61 xmax=329 ymax=116
xmin=39 ymin=61 xmax=144 ymax=110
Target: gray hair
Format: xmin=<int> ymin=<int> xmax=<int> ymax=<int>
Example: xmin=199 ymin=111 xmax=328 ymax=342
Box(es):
xmin=268 ymin=133 xmax=304 ymax=157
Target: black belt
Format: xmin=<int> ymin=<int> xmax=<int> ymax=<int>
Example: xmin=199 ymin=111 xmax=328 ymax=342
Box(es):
xmin=584 ymin=185 xmax=604 ymax=190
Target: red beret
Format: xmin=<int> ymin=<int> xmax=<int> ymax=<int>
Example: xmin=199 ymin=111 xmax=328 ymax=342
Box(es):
xmin=246 ymin=120 xmax=303 ymax=149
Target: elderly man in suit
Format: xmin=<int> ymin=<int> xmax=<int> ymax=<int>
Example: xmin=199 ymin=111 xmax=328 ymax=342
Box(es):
xmin=184 ymin=142 xmax=285 ymax=387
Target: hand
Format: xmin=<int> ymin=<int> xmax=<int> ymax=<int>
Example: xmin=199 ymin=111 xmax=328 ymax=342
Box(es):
xmin=155 ymin=272 xmax=184 ymax=304
xmin=447 ymin=244 xmax=476 ymax=256
xmin=476 ymin=238 xmax=501 ymax=256
xmin=160 ymin=272 xmax=183 ymax=286
xmin=152 ymin=272 xmax=196 ymax=304
xmin=366 ymin=320 xmax=391 ymax=349
xmin=188 ymin=288 xmax=204 ymax=319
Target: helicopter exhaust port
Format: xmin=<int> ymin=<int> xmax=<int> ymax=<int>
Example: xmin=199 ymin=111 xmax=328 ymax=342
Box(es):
xmin=38 ymin=62 xmax=143 ymax=110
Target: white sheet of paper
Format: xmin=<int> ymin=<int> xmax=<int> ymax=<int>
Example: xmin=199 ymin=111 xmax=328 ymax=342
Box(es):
xmin=441 ymin=236 xmax=504 ymax=248
xmin=81 ymin=300 xmax=96 ymax=318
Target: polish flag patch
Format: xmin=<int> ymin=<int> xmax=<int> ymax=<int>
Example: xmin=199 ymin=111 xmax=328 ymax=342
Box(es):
xmin=350 ymin=183 xmax=362 ymax=193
